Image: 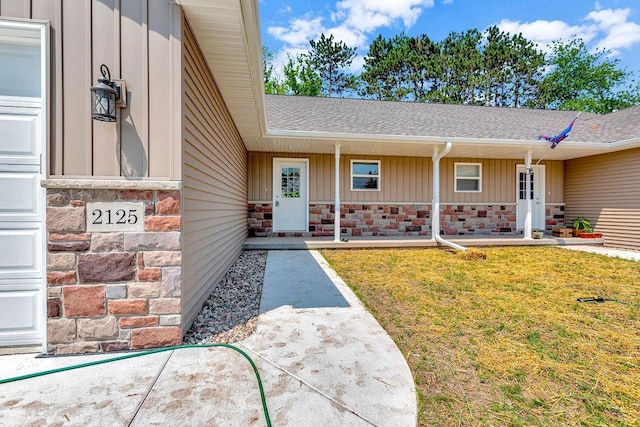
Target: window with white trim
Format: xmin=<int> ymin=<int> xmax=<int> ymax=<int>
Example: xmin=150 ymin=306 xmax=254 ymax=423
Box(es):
xmin=455 ymin=163 xmax=482 ymax=192
xmin=351 ymin=160 xmax=380 ymax=191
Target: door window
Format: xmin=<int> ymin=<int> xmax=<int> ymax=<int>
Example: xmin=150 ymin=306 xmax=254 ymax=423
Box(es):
xmin=0 ymin=25 xmax=41 ymax=98
xmin=519 ymin=171 xmax=534 ymax=200
xmin=281 ymin=167 xmax=301 ymax=198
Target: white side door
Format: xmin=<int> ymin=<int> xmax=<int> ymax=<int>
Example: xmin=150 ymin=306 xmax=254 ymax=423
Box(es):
xmin=0 ymin=20 xmax=47 ymax=347
xmin=516 ymin=165 xmax=545 ymax=230
xmin=272 ymin=159 xmax=308 ymax=232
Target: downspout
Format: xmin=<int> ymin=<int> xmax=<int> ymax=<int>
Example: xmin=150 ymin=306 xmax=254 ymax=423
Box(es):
xmin=432 ymin=142 xmax=468 ymax=252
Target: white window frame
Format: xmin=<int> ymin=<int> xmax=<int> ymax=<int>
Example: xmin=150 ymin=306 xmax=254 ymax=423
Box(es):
xmin=454 ymin=162 xmax=482 ymax=193
xmin=350 ymin=159 xmax=381 ymax=191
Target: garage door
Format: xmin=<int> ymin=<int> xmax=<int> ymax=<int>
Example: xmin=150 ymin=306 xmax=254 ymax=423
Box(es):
xmin=0 ymin=20 xmax=47 ymax=348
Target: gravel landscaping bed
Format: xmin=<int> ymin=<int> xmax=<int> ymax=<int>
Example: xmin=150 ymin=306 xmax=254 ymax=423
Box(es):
xmin=183 ymin=251 xmax=267 ymax=344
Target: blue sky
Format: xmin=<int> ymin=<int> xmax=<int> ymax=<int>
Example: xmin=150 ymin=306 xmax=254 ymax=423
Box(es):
xmin=259 ymin=0 xmax=640 ymax=77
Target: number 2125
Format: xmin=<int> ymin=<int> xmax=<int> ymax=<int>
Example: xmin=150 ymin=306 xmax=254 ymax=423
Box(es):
xmin=91 ymin=209 xmax=139 ymax=225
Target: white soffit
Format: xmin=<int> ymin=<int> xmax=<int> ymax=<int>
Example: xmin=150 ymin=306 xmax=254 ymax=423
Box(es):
xmin=177 ymin=0 xmax=266 ymax=150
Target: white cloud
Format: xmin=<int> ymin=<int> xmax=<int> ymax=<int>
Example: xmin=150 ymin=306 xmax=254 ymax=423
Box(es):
xmin=325 ymin=25 xmax=368 ymax=49
xmin=278 ymin=3 xmax=292 ymax=14
xmin=442 ymin=0 xmax=453 ymax=4
xmin=268 ymin=17 xmax=324 ymax=47
xmin=498 ymin=6 xmax=640 ymax=59
xmin=497 ymin=19 xmax=595 ymax=53
xmin=336 ymin=0 xmax=435 ymax=32
xmin=586 ymin=8 xmax=640 ymax=53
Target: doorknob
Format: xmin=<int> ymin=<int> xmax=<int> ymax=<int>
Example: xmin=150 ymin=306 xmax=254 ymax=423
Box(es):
xmin=275 ymin=201 xmax=279 ymax=207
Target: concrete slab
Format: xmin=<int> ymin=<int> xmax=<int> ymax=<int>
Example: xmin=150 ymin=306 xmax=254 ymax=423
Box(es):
xmin=240 ymin=250 xmax=416 ymax=426
xmin=0 ymin=250 xmax=417 ymax=426
xmin=559 ymin=245 xmax=640 ymax=261
xmin=0 ymin=352 xmax=171 ymax=426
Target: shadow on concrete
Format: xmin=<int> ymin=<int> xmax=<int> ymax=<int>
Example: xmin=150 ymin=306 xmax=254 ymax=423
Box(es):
xmin=259 ymin=250 xmax=350 ymax=313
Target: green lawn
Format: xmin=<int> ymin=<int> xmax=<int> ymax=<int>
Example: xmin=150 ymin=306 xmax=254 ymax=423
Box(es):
xmin=321 ymin=247 xmax=640 ymax=426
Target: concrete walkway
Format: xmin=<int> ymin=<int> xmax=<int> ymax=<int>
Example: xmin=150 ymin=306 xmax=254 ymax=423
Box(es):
xmin=0 ymin=250 xmax=416 ymax=426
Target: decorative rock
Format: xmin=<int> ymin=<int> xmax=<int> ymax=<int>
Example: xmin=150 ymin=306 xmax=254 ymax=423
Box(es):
xmin=47 ymin=190 xmax=69 ymax=206
xmin=119 ymin=316 xmax=159 ymax=328
xmin=138 ymin=267 xmax=161 ymax=282
xmin=91 ymin=233 xmax=124 ymax=252
xmin=47 ymin=207 xmax=85 ymax=232
xmin=47 ymin=318 xmax=76 ymax=343
xmin=77 ymin=253 xmax=136 ymax=283
xmin=145 ymin=216 xmax=181 ymax=231
xmin=183 ymin=251 xmax=266 ymax=345
xmin=161 ymin=267 xmax=181 ymax=297
xmin=124 ymin=232 xmax=180 ymax=251
xmin=120 ymin=190 xmax=152 ymax=201
xmin=48 ymin=241 xmax=90 ymax=252
xmin=131 ymin=326 xmax=182 ymax=349
xmin=47 ymin=271 xmax=76 ymax=285
xmin=149 ymin=298 xmax=181 ymax=314
xmin=63 ymin=286 xmax=105 ymax=317
xmin=48 ymin=298 xmax=61 ymax=318
xmin=100 ymin=341 xmax=129 ymax=351
xmin=100 ymin=341 xmax=130 ymax=352
xmin=55 ymin=342 xmax=100 ymax=355
xmin=108 ymin=299 xmax=148 ymax=315
xmin=159 ymin=314 xmax=181 ymax=326
xmin=47 ymin=253 xmax=76 ymax=271
xmin=77 ymin=317 xmax=118 ymax=339
xmin=105 ymin=284 xmax=127 ymax=300
xmin=127 ymin=282 xmax=161 ymax=298
xmin=156 ymin=194 xmax=181 ymax=215
xmin=143 ymin=251 xmax=182 ymax=267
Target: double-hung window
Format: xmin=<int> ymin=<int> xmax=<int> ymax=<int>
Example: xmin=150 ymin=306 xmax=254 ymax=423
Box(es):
xmin=455 ymin=163 xmax=482 ymax=192
xmin=351 ymin=160 xmax=380 ymax=191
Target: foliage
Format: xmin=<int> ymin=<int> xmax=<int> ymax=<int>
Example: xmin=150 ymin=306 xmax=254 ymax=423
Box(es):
xmin=322 ymin=247 xmax=640 ymax=426
xmin=307 ymin=33 xmax=357 ymax=97
xmin=283 ymin=54 xmax=323 ymax=97
xmin=572 ymin=216 xmax=592 ymax=232
xmin=262 ymin=46 xmax=286 ymax=94
xmin=268 ymin=30 xmax=639 ymax=112
xmin=535 ymin=39 xmax=640 ymax=113
xmin=358 ymin=27 xmax=545 ymax=107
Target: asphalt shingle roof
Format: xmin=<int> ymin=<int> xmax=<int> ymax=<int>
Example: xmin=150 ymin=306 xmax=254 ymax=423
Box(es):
xmin=265 ymin=95 xmax=640 ymax=143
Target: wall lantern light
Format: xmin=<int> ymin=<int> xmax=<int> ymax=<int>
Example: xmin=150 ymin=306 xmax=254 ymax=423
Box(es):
xmin=90 ymin=64 xmax=126 ymax=122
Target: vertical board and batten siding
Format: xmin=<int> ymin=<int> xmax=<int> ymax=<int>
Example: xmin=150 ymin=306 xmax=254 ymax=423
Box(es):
xmin=565 ymin=148 xmax=640 ymax=250
xmin=181 ymin=21 xmax=248 ymax=332
xmin=0 ymin=0 xmax=181 ymax=178
xmin=248 ymin=152 xmax=564 ymax=205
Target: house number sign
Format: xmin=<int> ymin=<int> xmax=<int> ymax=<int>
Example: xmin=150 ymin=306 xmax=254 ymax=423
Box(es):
xmin=86 ymin=202 xmax=144 ymax=232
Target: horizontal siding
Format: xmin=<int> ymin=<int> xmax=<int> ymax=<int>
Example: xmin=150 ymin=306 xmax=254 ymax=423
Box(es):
xmin=181 ymin=20 xmax=248 ymax=333
xmin=565 ymin=148 xmax=640 ymax=250
xmin=248 ymin=152 xmax=564 ymax=204
xmin=1 ymin=0 xmax=180 ymax=178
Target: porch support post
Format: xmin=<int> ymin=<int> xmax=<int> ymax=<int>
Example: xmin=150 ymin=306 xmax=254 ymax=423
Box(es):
xmin=334 ymin=143 xmax=341 ymax=242
xmin=524 ymin=151 xmax=533 ymax=240
xmin=431 ymin=146 xmax=440 ymax=241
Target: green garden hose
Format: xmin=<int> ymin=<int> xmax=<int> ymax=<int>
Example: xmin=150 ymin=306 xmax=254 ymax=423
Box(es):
xmin=0 ymin=344 xmax=271 ymax=427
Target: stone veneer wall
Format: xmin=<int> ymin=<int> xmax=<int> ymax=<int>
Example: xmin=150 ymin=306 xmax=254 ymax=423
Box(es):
xmin=248 ymin=203 xmax=565 ymax=237
xmin=44 ymin=180 xmax=183 ymax=354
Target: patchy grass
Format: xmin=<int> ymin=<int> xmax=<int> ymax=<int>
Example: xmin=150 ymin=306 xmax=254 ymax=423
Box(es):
xmin=321 ymin=247 xmax=640 ymax=426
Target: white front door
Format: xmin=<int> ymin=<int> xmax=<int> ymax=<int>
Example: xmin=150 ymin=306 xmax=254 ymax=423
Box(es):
xmin=273 ymin=159 xmax=308 ymax=232
xmin=0 ymin=20 xmax=47 ymax=348
xmin=516 ymin=165 xmax=545 ymax=230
